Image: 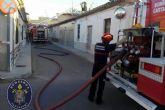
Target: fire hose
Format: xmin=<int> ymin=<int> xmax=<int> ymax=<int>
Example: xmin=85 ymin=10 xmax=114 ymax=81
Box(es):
xmin=34 ymin=43 xmax=125 ymax=110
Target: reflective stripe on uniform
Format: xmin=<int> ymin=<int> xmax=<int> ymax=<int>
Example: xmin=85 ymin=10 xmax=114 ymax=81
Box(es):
xmin=96 ymin=48 xmax=105 ymax=51
xmin=96 ymin=45 xmax=105 ymax=48
xmin=95 ymin=45 xmax=105 ymax=51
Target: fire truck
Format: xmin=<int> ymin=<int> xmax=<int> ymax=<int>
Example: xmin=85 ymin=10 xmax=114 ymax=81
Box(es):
xmin=107 ymin=0 xmax=165 ymax=110
xmin=30 ymin=25 xmax=48 ymax=42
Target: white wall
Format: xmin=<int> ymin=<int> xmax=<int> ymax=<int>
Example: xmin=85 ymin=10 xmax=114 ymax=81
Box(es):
xmin=0 ymin=10 xmax=27 ymax=71
xmin=52 ymin=26 xmax=60 ymax=39
xmin=0 ymin=12 xmax=8 ymax=70
xmin=9 ymin=11 xmax=27 ymax=70
xmin=50 ymin=22 xmax=75 ymax=47
xmin=58 ymin=22 xmax=74 ymax=47
xmin=74 ymin=4 xmax=134 ymax=53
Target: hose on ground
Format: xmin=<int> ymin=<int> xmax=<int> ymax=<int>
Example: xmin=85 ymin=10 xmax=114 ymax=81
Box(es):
xmin=33 ymin=43 xmax=69 ymax=110
xmin=34 ymin=42 xmax=125 ymax=110
xmin=47 ymin=52 xmax=125 ymax=110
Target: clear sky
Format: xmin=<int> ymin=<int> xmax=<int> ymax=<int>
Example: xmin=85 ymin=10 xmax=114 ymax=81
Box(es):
xmin=24 ymin=0 xmax=109 ymax=20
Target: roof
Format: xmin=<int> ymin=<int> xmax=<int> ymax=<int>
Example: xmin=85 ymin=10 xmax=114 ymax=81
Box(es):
xmin=49 ymin=0 xmax=134 ymax=28
xmin=17 ymin=0 xmax=28 ymax=23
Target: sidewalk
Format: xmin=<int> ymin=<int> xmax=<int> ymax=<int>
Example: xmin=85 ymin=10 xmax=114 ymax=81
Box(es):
xmin=0 ymin=44 xmax=32 ymax=81
xmin=52 ymin=42 xmax=94 ymax=63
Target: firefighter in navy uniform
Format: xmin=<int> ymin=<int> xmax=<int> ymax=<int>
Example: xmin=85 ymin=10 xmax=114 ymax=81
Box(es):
xmin=88 ymin=33 xmax=117 ymax=104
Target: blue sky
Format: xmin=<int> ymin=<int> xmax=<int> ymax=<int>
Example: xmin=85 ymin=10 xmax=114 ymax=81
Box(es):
xmin=24 ymin=0 xmax=109 ymax=19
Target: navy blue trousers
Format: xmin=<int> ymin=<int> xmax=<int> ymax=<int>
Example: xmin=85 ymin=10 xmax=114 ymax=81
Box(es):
xmin=89 ymin=62 xmax=106 ymax=101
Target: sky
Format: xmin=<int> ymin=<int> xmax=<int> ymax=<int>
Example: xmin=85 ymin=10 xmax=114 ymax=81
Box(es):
xmin=24 ymin=0 xmax=109 ymax=20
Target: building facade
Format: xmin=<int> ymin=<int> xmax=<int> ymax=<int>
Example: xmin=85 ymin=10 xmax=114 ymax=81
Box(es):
xmin=0 ymin=0 xmax=27 ymax=71
xmin=49 ymin=14 xmax=76 ymax=47
xmin=74 ymin=2 xmax=135 ymax=53
xmin=49 ymin=0 xmax=148 ymax=54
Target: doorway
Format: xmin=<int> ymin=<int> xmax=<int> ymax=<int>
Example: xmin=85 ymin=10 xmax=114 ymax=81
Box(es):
xmin=86 ymin=25 xmax=92 ymax=51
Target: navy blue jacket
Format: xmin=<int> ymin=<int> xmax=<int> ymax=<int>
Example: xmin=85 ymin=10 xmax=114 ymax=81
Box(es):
xmin=94 ymin=42 xmax=116 ymax=64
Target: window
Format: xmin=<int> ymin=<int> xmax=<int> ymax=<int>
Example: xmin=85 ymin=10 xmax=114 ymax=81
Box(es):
xmin=22 ymin=25 xmax=23 ymax=40
xmin=15 ymin=19 xmax=19 ymax=44
xmin=77 ymin=24 xmax=80 ymax=40
xmin=104 ymin=18 xmax=111 ymax=33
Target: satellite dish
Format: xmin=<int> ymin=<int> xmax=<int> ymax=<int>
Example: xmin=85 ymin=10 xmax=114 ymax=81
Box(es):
xmin=114 ymin=7 xmax=126 ymax=19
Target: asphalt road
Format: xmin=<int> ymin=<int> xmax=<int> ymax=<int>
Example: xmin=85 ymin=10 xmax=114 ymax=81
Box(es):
xmin=0 ymin=43 xmax=145 ymax=110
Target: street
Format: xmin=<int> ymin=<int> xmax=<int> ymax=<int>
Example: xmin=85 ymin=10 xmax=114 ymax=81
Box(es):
xmin=0 ymin=43 xmax=145 ymax=110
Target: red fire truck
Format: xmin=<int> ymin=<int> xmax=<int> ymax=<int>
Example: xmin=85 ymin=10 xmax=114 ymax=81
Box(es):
xmin=30 ymin=25 xmax=48 ymax=42
xmin=107 ymin=0 xmax=165 ymax=110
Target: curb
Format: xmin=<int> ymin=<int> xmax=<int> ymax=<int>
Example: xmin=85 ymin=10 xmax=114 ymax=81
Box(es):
xmin=0 ymin=72 xmax=32 ymax=83
xmin=0 ymin=44 xmax=32 ymax=83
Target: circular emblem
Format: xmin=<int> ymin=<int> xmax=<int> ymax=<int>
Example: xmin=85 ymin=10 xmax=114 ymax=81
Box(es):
xmin=7 ymin=79 xmax=32 ymax=110
xmin=0 ymin=0 xmax=17 ymax=14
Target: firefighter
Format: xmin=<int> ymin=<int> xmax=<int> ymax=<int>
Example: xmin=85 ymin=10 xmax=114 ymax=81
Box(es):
xmin=29 ymin=29 xmax=33 ymax=43
xmin=26 ymin=30 xmax=31 ymax=44
xmin=88 ymin=33 xmax=123 ymax=104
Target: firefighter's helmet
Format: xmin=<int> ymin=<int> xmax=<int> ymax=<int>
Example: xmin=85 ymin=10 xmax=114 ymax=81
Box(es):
xmin=102 ymin=33 xmax=113 ymax=42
